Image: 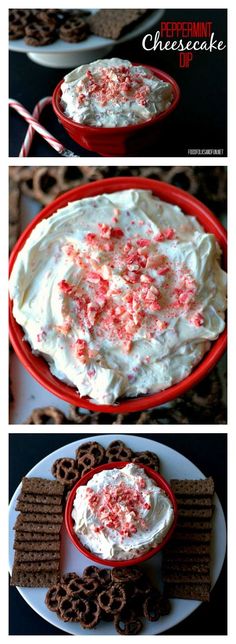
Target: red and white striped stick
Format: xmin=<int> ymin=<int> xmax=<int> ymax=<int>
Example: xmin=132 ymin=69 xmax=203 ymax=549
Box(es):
xmin=19 ymin=96 xmax=52 ymax=157
xmin=9 ymin=98 xmax=65 ymax=156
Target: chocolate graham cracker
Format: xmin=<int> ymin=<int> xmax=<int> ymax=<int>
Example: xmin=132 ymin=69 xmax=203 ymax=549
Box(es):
xmin=13 ymin=540 xmax=60 ymax=552
xmin=172 ymin=530 xmax=211 ymax=543
xmin=14 ymin=511 xmax=63 ymax=525
xmin=13 ymin=531 xmax=59 ymax=542
xmin=15 ymin=550 xmax=60 ymax=562
xmin=10 ymin=569 xmax=60 ymax=588
xmin=170 ymin=477 xmax=214 ymax=497
xmin=165 ymin=543 xmax=210 ymax=556
xmin=175 ymin=496 xmax=213 ymax=507
xmin=17 ymin=491 xmax=63 ymax=505
xmin=163 ymin=561 xmax=210 ymax=574
xmin=21 ymin=477 xmax=64 ymax=496
xmin=13 ymin=560 xmax=60 ymax=573
xmin=14 ymin=516 xmax=62 ymax=534
xmin=164 ymin=554 xmax=210 ymax=564
xmin=164 ymin=583 xmax=210 ymax=602
xmin=16 ymin=501 xmax=62 ymax=514
xmin=178 ymin=507 xmax=213 ymax=519
xmin=88 ymin=9 xmax=148 ymax=40
xmin=163 ymin=571 xmax=211 ymax=584
xmin=176 ymin=519 xmax=212 ymax=531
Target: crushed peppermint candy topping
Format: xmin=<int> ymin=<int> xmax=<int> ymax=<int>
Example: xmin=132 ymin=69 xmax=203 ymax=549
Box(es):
xmin=154 ymin=228 xmax=176 ymax=242
xmin=76 ymin=66 xmax=152 ymax=108
xmin=73 ymin=338 xmax=89 ymax=363
xmin=189 ymin=312 xmax=204 ymax=327
xmin=86 ymin=479 xmax=151 ymax=537
xmin=56 ymin=221 xmax=200 ymax=357
xmin=54 ymin=316 xmax=72 ymax=336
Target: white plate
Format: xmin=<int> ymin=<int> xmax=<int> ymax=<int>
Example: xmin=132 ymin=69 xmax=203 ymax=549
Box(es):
xmin=9 ymin=10 xmax=165 ymax=68
xmin=9 ymin=434 xmax=226 ymax=635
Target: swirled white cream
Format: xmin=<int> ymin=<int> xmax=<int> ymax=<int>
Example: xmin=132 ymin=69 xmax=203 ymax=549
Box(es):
xmin=72 ymin=464 xmax=174 ymax=560
xmin=60 ymin=58 xmax=173 ymax=127
xmin=9 ymin=189 xmax=227 ymax=405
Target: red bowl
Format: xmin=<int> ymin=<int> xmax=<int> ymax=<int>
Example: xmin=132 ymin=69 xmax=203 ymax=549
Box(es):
xmin=9 ymin=177 xmax=227 ymax=414
xmin=65 ymin=461 xmax=178 ymax=567
xmin=52 ymin=64 xmax=180 ymax=156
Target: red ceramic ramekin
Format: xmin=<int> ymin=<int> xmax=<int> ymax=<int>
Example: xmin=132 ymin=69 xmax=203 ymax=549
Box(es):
xmin=52 ymin=64 xmax=180 ymax=156
xmin=9 ymin=177 xmax=227 ymax=414
xmin=65 ymin=461 xmax=178 ymax=567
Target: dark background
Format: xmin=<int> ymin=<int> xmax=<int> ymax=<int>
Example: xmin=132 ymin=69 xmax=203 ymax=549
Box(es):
xmin=9 ymin=432 xmax=227 ymax=635
xmin=9 ymin=9 xmax=227 ymax=157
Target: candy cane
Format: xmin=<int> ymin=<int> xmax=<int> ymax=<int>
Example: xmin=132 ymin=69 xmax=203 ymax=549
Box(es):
xmin=9 ymin=98 xmax=65 ymax=155
xmin=19 ymin=97 xmax=52 ymax=157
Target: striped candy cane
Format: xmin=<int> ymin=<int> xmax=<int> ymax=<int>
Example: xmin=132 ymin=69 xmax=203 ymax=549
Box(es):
xmin=9 ymin=98 xmax=65 ymax=156
xmin=19 ymin=97 xmax=52 ymax=157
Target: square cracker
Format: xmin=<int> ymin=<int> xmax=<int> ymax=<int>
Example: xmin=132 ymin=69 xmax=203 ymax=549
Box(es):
xmin=10 ymin=569 xmax=59 ymax=588
xmin=21 ymin=477 xmax=64 ymax=496
xmin=170 ymin=478 xmax=214 ymax=496
xmin=88 ymin=9 xmax=148 ymax=40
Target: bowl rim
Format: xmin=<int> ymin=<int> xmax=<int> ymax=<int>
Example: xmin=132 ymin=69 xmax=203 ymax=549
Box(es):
xmin=64 ymin=460 xmax=178 ymax=567
xmin=9 ymin=176 xmax=227 ymax=414
xmin=52 ymin=63 xmax=180 ymax=133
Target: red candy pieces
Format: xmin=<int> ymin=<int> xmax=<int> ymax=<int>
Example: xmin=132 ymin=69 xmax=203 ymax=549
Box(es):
xmin=82 ymin=65 xmax=152 ymax=108
xmin=189 ymin=312 xmax=204 ymax=327
xmin=86 ymin=476 xmax=151 ymax=538
xmin=74 ymin=339 xmax=89 ymax=363
xmin=154 ymin=228 xmax=176 ymax=242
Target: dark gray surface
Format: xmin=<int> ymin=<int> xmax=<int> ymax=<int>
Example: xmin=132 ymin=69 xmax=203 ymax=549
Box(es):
xmin=9 ymin=9 xmax=227 ymax=157
xmin=9 ymin=433 xmax=227 ymax=635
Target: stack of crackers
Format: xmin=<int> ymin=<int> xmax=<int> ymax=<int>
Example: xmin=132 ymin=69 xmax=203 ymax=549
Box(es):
xmin=163 ymin=477 xmax=214 ymax=601
xmin=11 ymin=477 xmax=64 ymax=587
